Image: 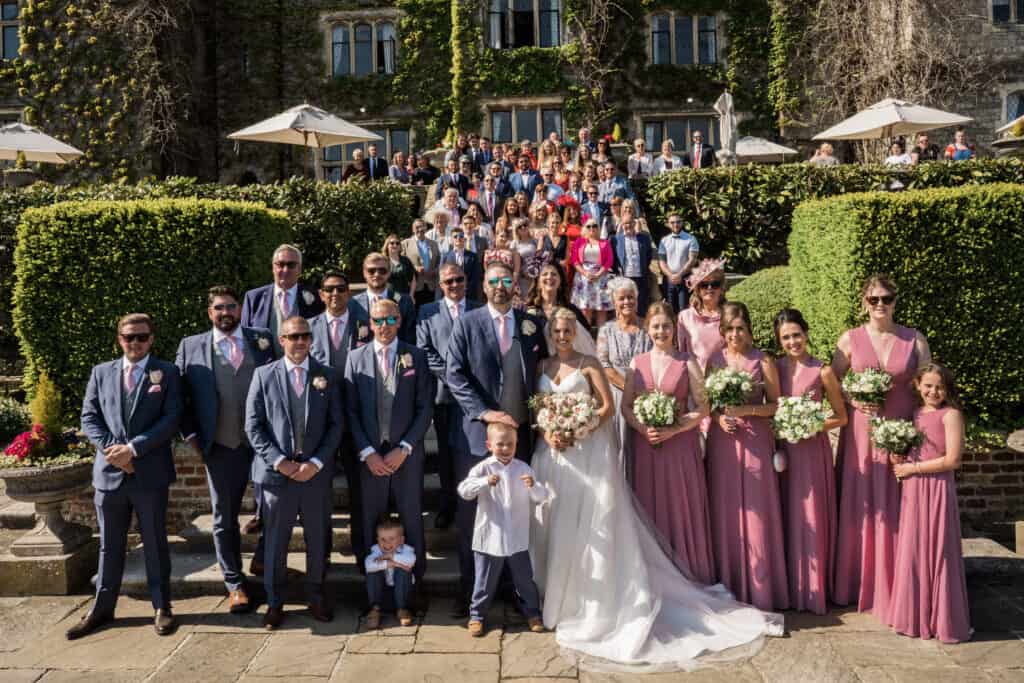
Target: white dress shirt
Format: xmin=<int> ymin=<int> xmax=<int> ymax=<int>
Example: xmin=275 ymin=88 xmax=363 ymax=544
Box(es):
xmin=325 ymin=311 xmax=349 ymax=348
xmin=457 ymin=456 xmax=548 ymax=556
xmin=487 ymin=303 xmax=515 ymax=345
xmin=365 ymin=543 xmax=417 ymax=585
xmin=273 ymin=284 xmax=298 ymax=315
xmin=358 ymin=338 xmax=414 ymax=461
xmin=657 ymin=230 xmax=700 ymax=273
xmin=444 ymin=297 xmax=466 ymax=318
xmin=279 ymin=356 xmax=324 ymax=471
xmin=212 ymin=326 xmax=246 ymax=360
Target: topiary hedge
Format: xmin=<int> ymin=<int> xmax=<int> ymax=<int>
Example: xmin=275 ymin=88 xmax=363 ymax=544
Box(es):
xmin=644 ymin=158 xmax=1024 ymax=274
xmin=727 ymin=266 xmax=791 ymax=354
xmin=789 ymin=183 xmax=1024 ymax=424
xmin=13 ymin=198 xmax=291 ymax=419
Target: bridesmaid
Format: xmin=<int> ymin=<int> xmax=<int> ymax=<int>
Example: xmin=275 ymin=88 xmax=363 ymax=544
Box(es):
xmin=706 ymin=302 xmax=789 ymax=611
xmin=831 ymin=274 xmax=930 ymax=616
xmin=885 ymin=363 xmax=971 ymax=643
xmin=677 ymin=258 xmax=727 ymax=370
xmin=774 ymin=309 xmax=848 ymax=614
xmin=622 ymin=302 xmax=714 ymax=584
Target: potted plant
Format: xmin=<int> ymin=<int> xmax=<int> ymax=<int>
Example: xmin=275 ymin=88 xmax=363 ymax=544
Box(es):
xmin=0 ymin=373 xmax=93 ymax=557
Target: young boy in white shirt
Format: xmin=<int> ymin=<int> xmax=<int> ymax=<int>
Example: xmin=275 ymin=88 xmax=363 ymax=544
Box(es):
xmin=364 ymin=517 xmax=417 ymax=629
xmin=457 ymin=422 xmax=548 ymax=637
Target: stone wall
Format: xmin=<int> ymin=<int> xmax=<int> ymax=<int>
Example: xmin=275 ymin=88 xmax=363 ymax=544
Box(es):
xmin=958 ymin=446 xmax=1024 ymax=535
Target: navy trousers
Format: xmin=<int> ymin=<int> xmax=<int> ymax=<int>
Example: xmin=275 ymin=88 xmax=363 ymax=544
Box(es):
xmin=261 ymin=472 xmax=330 ymax=608
xmin=366 ymin=567 xmax=414 ymax=611
xmin=470 ymin=550 xmax=541 ymax=622
xmin=360 ymin=447 xmax=426 ymax=582
xmin=204 ymin=443 xmax=253 ymax=592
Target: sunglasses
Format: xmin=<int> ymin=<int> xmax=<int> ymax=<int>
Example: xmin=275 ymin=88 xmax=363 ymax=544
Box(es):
xmin=120 ymin=333 xmax=151 ymax=343
xmin=366 ymin=267 xmax=389 ymax=275
xmin=274 ymin=261 xmax=299 ymax=269
xmin=442 ymin=276 xmax=466 ymax=286
xmin=321 ymin=285 xmax=348 ymax=294
xmin=587 ymin=191 xmax=598 ymax=196
xmin=865 ymin=295 xmax=895 ymax=306
xmin=487 ymin=276 xmax=515 ymax=288
xmin=211 ymin=303 xmax=238 ymax=311
xmin=451 ymin=232 xmax=466 ymax=239
xmin=282 ymin=332 xmax=312 ymax=341
xmin=699 ymin=280 xmax=724 ymax=290
xmin=371 ymin=316 xmax=399 ymax=326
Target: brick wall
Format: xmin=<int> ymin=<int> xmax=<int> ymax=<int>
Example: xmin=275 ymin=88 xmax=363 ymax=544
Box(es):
xmin=958 ymin=447 xmax=1024 ymax=530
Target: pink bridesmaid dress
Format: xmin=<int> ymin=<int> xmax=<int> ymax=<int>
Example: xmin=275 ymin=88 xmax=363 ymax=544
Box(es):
xmin=677 ymin=307 xmax=724 ymax=370
xmin=631 ymin=352 xmax=716 ymax=585
xmin=833 ymin=325 xmax=919 ymax=616
xmin=706 ymin=349 xmax=790 ymax=611
xmin=885 ymin=407 xmax=971 ymax=643
xmin=778 ymin=356 xmax=837 ymax=615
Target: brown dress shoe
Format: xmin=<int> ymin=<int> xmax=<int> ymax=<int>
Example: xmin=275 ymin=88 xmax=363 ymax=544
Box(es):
xmin=228 ymin=588 xmax=251 ymax=614
xmin=263 ymin=607 xmax=284 ymax=631
xmin=467 ymin=619 xmax=484 ymax=637
xmin=309 ymin=603 xmax=333 ymax=623
xmin=527 ymin=617 xmax=545 ymax=633
xmin=66 ymin=610 xmax=114 ymax=640
xmin=243 ymin=517 xmax=262 ymax=535
xmin=154 ymin=609 xmax=177 ymax=636
xmin=364 ymin=606 xmax=382 ymax=630
xmin=396 ymin=609 xmax=414 ymax=627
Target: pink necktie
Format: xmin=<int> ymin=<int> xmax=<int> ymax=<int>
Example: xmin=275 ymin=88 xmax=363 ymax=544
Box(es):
xmin=450 ymin=303 xmax=459 ymax=319
xmin=330 ymin=318 xmax=342 ymax=351
xmin=497 ymin=315 xmax=511 ymax=355
xmin=124 ymin=364 xmax=137 ymax=393
xmin=379 ymin=348 xmax=390 ymax=376
xmin=694 ymin=145 xmax=701 ymax=169
xmin=227 ymin=336 xmax=243 ymax=370
xmin=278 ymin=290 xmax=291 ymax=318
xmin=291 ymin=366 xmax=304 ymax=398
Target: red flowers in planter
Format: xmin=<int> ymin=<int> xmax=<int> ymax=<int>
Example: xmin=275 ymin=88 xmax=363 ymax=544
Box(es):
xmin=3 ymin=424 xmax=50 ymax=461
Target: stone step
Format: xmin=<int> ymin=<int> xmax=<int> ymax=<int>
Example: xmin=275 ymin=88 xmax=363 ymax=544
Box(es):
xmin=181 ymin=510 xmax=457 ymax=554
xmin=118 ymin=537 xmax=460 ymax=599
xmin=332 ymin=472 xmax=445 ymax=510
xmin=0 ymin=499 xmax=35 ymax=529
xmin=963 ymin=537 xmax=1024 ymax=576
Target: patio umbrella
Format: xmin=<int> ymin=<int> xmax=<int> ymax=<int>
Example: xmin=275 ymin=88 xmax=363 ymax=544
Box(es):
xmin=714 ymin=91 xmax=738 ymax=165
xmin=813 ymin=98 xmax=972 ymax=141
xmin=735 ymin=136 xmax=799 ymax=164
xmin=0 ymin=122 xmax=84 ymax=164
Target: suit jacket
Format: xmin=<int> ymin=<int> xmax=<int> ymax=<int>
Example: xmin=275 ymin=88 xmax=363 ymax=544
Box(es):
xmin=365 ymin=156 xmax=389 ymax=181
xmin=471 ymin=148 xmax=494 ymax=174
xmin=435 ymin=173 xmax=471 ymax=201
xmin=498 ymin=159 xmax=516 ymax=179
xmin=509 ymin=171 xmax=542 ymax=198
xmin=417 ymin=298 xmax=484 ymax=404
xmin=445 ymin=306 xmax=547 ymax=456
xmin=598 ymin=177 xmax=633 ymax=203
xmin=684 ymin=144 xmax=716 ymax=169
xmin=401 ymin=236 xmax=442 ymax=293
xmin=351 ymin=288 xmax=417 ymax=345
xmin=81 ymin=357 xmax=182 ymax=491
xmin=244 ymin=358 xmax=343 ymax=486
xmin=175 ymin=326 xmax=277 ymax=458
xmin=241 ymin=282 xmax=324 ymax=330
xmin=477 ymin=190 xmax=504 ymax=223
xmin=610 ymin=231 xmax=654 ymax=276
xmin=440 ymin=249 xmax=482 ymax=301
xmin=308 ymin=305 xmax=372 ymax=371
xmin=344 ymin=342 xmax=434 ymax=457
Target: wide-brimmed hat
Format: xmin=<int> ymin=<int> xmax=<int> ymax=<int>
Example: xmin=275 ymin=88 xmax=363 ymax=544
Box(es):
xmin=685 ymin=258 xmax=727 ymax=291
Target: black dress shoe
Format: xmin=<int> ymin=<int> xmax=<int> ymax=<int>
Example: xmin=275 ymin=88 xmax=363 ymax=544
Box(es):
xmin=66 ymin=611 xmax=114 ymax=640
xmin=243 ymin=517 xmax=262 ymax=535
xmin=263 ymin=606 xmax=285 ymax=630
xmin=154 ymin=608 xmax=177 ymax=636
xmin=434 ymin=510 xmax=455 ymax=530
xmin=249 ymin=557 xmax=264 ymax=576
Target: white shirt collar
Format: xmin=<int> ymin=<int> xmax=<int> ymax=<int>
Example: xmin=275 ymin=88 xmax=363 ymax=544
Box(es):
xmin=122 ymin=354 xmax=150 ymax=371
xmin=444 ymin=297 xmax=465 ymax=312
xmin=372 ymin=337 xmax=399 ymax=356
xmin=326 ymin=309 xmax=349 ymax=325
xmin=212 ymin=326 xmax=243 ymax=344
xmin=283 ymin=356 xmax=310 ymax=373
xmin=487 ymin=303 xmax=512 ymax=320
xmin=273 ymin=283 xmax=298 ymax=299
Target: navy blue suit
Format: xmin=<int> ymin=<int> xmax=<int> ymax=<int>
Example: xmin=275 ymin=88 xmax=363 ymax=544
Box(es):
xmin=175 ymin=327 xmax=275 ymax=592
xmin=434 ymin=173 xmax=471 ymax=201
xmin=351 ymin=289 xmax=417 ymax=345
xmin=240 ymin=282 xmax=325 ymax=331
xmin=344 ymin=342 xmax=435 ymax=580
xmin=80 ymin=356 xmax=182 ymax=615
xmin=244 ymin=358 xmax=344 ymax=608
xmin=509 ymin=170 xmax=542 ymax=198
xmin=439 ymin=250 xmax=483 ymax=302
xmin=610 ymin=231 xmax=654 ymax=316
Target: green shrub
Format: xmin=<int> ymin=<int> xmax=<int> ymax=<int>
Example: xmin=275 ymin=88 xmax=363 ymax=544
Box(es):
xmin=28 ymin=371 xmax=63 ymax=437
xmin=13 ymin=198 xmax=290 ymax=418
xmin=789 ymin=183 xmax=1024 ymax=424
xmin=644 ymin=158 xmax=1024 ymax=274
xmin=0 ymin=396 xmax=30 ymax=446
xmin=727 ymin=266 xmax=792 ymax=354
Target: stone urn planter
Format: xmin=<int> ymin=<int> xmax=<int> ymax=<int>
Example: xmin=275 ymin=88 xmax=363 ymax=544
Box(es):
xmin=2 ymin=168 xmax=38 ymax=188
xmin=0 ymin=459 xmax=93 ymax=557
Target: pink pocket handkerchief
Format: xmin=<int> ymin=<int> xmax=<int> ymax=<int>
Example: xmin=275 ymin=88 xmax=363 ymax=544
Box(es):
xmin=402 ymin=369 xmax=416 ymax=377
xmin=148 ymin=385 xmax=162 ymax=393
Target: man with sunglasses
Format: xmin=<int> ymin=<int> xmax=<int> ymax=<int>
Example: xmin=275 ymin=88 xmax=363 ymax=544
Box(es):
xmin=441 ymin=228 xmax=483 ymax=300
xmin=445 ymin=262 xmax=547 ymax=616
xmin=417 ymin=264 xmax=484 ymax=532
xmin=657 ymin=213 xmax=700 ymax=315
xmin=241 ymin=244 xmax=324 ymax=356
xmin=71 ymin=314 xmax=182 ymax=640
xmin=175 ymin=286 xmax=276 ymax=615
xmin=402 ymin=219 xmax=443 ymax=309
xmin=351 ymin=252 xmax=417 ymax=344
xmin=245 ymin=316 xmax=344 ymax=630
xmin=345 ymin=299 xmax=434 ymax=590
xmin=581 ymin=184 xmax=609 ymax=236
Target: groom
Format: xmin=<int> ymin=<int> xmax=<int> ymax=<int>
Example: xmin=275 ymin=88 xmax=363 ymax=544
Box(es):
xmin=445 ymin=262 xmax=546 ymax=616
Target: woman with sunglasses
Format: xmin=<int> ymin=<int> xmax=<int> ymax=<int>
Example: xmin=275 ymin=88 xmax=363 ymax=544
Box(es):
xmin=382 ymin=232 xmax=416 ymax=295
xmin=677 ymin=258 xmax=727 ymax=370
xmin=594 ymin=137 xmax=615 ymax=165
xmin=831 ymin=274 xmax=931 ymax=618
xmin=569 ymin=219 xmax=614 ymax=328
xmin=514 ymin=215 xmax=553 ymax=299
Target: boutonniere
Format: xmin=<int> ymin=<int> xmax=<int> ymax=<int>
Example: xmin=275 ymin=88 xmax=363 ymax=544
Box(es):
xmin=400 ymin=353 xmax=414 ymax=369
xmin=148 ymin=369 xmax=163 ymax=385
xmin=257 ymin=337 xmax=271 ymax=351
xmin=312 ymin=375 xmax=328 ymax=391
xmin=521 ymin=320 xmax=537 ymax=336
xmin=357 ymin=323 xmax=370 ymax=340
xmin=302 ymin=290 xmax=315 ymax=306
xmin=390 ymin=290 xmax=400 ymax=302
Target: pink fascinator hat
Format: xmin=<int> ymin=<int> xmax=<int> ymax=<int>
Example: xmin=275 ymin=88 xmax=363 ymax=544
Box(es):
xmin=685 ymin=258 xmax=727 ymax=291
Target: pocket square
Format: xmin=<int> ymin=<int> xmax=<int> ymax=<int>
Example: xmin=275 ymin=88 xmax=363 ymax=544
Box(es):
xmin=402 ymin=369 xmax=416 ymax=377
xmin=532 ymin=345 xmax=540 ymax=352
xmin=147 ymin=385 xmax=162 ymax=393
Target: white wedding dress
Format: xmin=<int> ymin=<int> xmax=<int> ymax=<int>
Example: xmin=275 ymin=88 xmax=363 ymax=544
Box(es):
xmin=530 ymin=367 xmax=785 ymax=673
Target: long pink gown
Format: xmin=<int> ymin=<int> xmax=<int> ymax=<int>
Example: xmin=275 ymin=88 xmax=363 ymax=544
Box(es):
xmin=885 ymin=407 xmax=971 ymax=643
xmin=833 ymin=325 xmax=919 ymax=615
xmin=706 ymin=349 xmax=790 ymax=611
xmin=631 ymin=352 xmax=716 ymax=585
xmin=778 ymin=356 xmax=837 ymax=615
xmin=677 ymin=307 xmax=724 ymax=370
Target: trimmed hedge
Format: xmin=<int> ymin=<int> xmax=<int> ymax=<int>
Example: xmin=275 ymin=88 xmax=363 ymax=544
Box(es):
xmin=644 ymin=158 xmax=1024 ymax=274
xmin=727 ymin=266 xmax=792 ymax=354
xmin=789 ymin=183 xmax=1024 ymax=424
xmin=13 ymin=199 xmax=291 ymax=419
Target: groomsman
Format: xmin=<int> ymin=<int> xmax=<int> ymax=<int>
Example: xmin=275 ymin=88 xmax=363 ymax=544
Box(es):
xmin=351 ymin=252 xmax=417 ymax=344
xmin=245 ymin=316 xmax=343 ymax=629
xmin=70 ymin=314 xmax=182 ymax=640
xmin=176 ymin=286 xmax=276 ymax=613
xmin=417 ymin=264 xmax=483 ymax=531
xmin=441 ymin=228 xmax=482 ymax=302
xmin=241 ymin=244 xmax=324 ymax=355
xmin=345 ymin=299 xmax=434 ymax=586
xmin=308 ymin=270 xmax=372 ymax=567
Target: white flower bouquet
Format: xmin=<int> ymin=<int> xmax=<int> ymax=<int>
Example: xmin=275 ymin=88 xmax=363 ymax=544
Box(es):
xmin=705 ymin=368 xmax=755 ymax=411
xmin=632 ymin=391 xmax=678 ymax=449
xmin=773 ymin=394 xmax=831 ymax=444
xmin=530 ymin=391 xmax=601 ymax=448
xmin=869 ymin=417 xmax=923 ymax=456
xmin=842 ymin=368 xmax=893 ymax=406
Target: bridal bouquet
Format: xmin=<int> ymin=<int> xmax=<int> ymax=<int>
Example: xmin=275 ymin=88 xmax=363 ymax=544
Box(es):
xmin=870 ymin=417 xmax=922 ymax=456
xmin=705 ymin=368 xmax=755 ymax=411
xmin=530 ymin=391 xmax=601 ymax=446
xmin=632 ymin=391 xmax=678 ymax=449
xmin=842 ymin=368 xmax=893 ymax=406
xmin=773 ymin=394 xmax=831 ymax=444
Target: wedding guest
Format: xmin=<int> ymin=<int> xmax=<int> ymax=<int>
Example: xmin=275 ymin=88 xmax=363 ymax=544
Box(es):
xmin=495 ymin=193 xmax=522 ymax=237
xmin=384 ymin=233 xmax=417 ymax=296
xmin=652 ymin=140 xmax=683 ymax=176
xmin=510 ymin=154 xmax=542 ymax=197
xmin=774 ymin=308 xmax=847 ymax=615
xmin=412 ymin=154 xmax=440 ymax=186
xmin=684 ymin=130 xmax=715 ymax=169
xmin=364 ymin=517 xmax=417 ymax=629
xmin=570 ymin=218 xmax=614 ymax=328
xmin=441 ymin=229 xmax=483 ymax=301
xmin=70 ymin=314 xmax=182 ymax=640
xmin=657 ymin=213 xmax=700 ymax=315
xmin=911 ymin=132 xmax=941 ymax=164
xmin=514 ymin=216 xmax=552 ymax=298
xmin=597 ymin=277 xmax=652 ymax=480
xmin=537 ymin=138 xmax=558 ymax=170
xmin=343 ymin=148 xmax=370 ymax=183
xmin=403 ymin=219 xmax=442 ymax=308
xmin=706 ymin=302 xmax=789 ymax=611
xmin=463 ymin=204 xmax=494 ymax=246
xmin=478 ymin=174 xmax=504 ymax=224
xmin=594 ymin=137 xmax=614 ymax=165
xmin=558 ymin=144 xmax=575 ymax=172
xmin=598 ymin=160 xmax=632 ymax=202
xmin=525 ymin=262 xmax=592 ymax=352
xmin=580 ymin=184 xmax=608 ymax=237
xmin=610 ymin=216 xmax=653 ymax=316
xmin=808 ymin=142 xmax=840 ymax=167
xmin=515 ymin=190 xmax=531 ymax=217
xmin=433 ymin=187 xmax=465 ymax=231
xmin=627 ymin=138 xmax=654 ymax=179
xmin=885 ymin=364 xmax=971 ymax=643
xmin=577 ymin=126 xmax=596 ymax=152
xmin=944 ymin=127 xmax=975 ymax=161
xmin=884 ymin=141 xmax=912 ymax=166
xmin=458 ymin=422 xmax=548 ymax=637
xmin=351 ymin=253 xmax=418 ymax=344
xmin=831 ymin=274 xmax=930 ymax=616
xmin=677 ymin=258 xmax=727 ymax=369
xmin=366 ymin=143 xmax=389 ymax=181
xmin=527 ymin=202 xmax=550 ymax=235
xmin=241 ymin=244 xmax=324 ymax=356
xmin=623 ymin=302 xmax=714 ymax=584
xmin=554 ymin=202 xmax=583 ymax=276
xmin=564 ymin=172 xmax=586 ymax=204
xmin=389 ymin=151 xmax=410 ymax=183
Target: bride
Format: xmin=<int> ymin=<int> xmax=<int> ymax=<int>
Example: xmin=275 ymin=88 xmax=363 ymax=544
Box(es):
xmin=530 ymin=308 xmax=784 ymax=672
